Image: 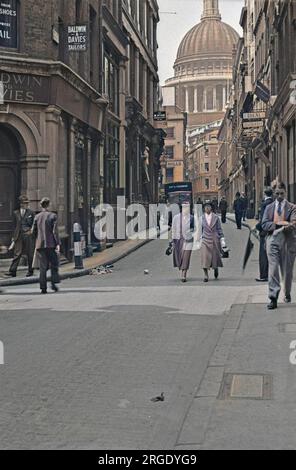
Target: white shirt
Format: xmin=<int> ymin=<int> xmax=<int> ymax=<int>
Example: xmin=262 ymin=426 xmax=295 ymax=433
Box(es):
xmin=205 ymin=213 xmax=213 ymax=226
xmin=275 ymin=199 xmax=286 ymax=211
xmin=20 ymin=208 xmax=26 ymax=217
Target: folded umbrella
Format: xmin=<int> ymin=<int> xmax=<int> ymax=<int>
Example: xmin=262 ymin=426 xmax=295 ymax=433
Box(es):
xmin=242 ymin=231 xmax=254 ymax=271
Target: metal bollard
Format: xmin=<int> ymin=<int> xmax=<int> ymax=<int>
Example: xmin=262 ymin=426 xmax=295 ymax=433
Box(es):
xmin=73 ymin=223 xmax=84 ymax=269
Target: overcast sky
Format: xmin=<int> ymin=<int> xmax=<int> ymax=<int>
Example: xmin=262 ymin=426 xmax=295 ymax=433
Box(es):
xmin=157 ymin=0 xmax=245 ymax=85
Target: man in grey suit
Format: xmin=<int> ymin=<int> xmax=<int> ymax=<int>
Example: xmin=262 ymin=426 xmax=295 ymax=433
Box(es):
xmin=262 ymin=182 xmax=296 ymax=310
xmin=32 ymin=197 xmax=60 ymax=294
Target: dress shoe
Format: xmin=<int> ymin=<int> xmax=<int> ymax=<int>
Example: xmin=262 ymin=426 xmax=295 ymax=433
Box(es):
xmin=4 ymin=272 xmax=16 ymax=278
xmin=26 ymin=272 xmax=34 ymax=278
xmin=203 ymin=278 xmax=209 ymax=283
xmin=214 ymin=268 xmax=219 ymax=279
xmin=256 ymin=278 xmax=268 ymax=282
xmin=284 ymin=295 xmax=291 ymax=303
xmin=51 ymin=284 xmax=59 ymax=292
xmin=267 ymin=299 xmax=277 ymax=310
xmin=41 ymin=289 xmax=47 ymax=294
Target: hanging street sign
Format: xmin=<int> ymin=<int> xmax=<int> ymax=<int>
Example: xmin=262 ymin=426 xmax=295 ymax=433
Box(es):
xmin=67 ymin=25 xmax=88 ymax=52
xmin=242 ymin=121 xmax=265 ymax=129
xmin=243 ymin=112 xmax=266 ymax=120
xmin=0 ymin=0 xmax=18 ymax=48
xmin=153 ymin=111 xmax=167 ymax=121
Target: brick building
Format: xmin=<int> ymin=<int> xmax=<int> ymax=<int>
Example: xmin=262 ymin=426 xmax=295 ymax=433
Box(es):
xmin=0 ymin=0 xmax=163 ymax=257
xmin=0 ymin=0 xmax=106 ymax=257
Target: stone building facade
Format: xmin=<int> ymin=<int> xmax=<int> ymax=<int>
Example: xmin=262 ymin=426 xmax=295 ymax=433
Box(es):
xmin=218 ymin=0 xmax=296 ymax=217
xmin=0 ymin=0 xmax=163 ymax=256
xmin=0 ymin=0 xmax=106 ymax=256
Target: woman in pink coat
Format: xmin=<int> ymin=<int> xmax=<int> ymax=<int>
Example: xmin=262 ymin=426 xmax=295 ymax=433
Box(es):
xmin=201 ymin=201 xmax=226 ymax=282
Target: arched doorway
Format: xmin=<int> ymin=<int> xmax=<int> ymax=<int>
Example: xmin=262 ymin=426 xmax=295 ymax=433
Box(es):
xmin=0 ymin=125 xmax=21 ymax=249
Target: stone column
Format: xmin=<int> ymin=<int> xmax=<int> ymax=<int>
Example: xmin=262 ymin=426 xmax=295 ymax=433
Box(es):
xmin=223 ymin=86 xmax=226 ymax=109
xmin=86 ymin=133 xmax=92 ymax=245
xmin=213 ymin=86 xmax=217 ymax=111
xmin=69 ymin=119 xmax=77 ymax=214
xmin=20 ymin=155 xmax=49 ymax=211
xmin=194 ymin=87 xmax=198 ymax=113
xmin=203 ymin=88 xmax=207 ymax=111
xmin=45 ymin=106 xmax=61 ymax=210
xmin=185 ymin=86 xmax=189 ymax=113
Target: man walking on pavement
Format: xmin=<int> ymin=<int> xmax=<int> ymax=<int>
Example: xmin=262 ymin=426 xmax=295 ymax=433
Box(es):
xmin=5 ymin=195 xmax=35 ymax=278
xmin=255 ymin=187 xmax=274 ymax=282
xmin=32 ymin=197 xmax=60 ymax=294
xmin=262 ymin=182 xmax=296 ymax=310
xmin=233 ymin=192 xmax=244 ymax=229
xmin=219 ymin=196 xmax=228 ymax=224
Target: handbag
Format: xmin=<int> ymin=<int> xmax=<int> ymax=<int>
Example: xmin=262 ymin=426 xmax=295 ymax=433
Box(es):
xmin=165 ymin=242 xmax=173 ymax=256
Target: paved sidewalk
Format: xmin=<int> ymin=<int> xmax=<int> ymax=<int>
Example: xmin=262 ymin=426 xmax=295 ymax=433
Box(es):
xmin=0 ymin=236 xmax=153 ymax=287
xmin=176 ymin=298 xmax=296 ymax=450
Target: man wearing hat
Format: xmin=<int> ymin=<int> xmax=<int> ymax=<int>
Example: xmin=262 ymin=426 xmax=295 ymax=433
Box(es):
xmin=5 ymin=195 xmax=35 ymax=278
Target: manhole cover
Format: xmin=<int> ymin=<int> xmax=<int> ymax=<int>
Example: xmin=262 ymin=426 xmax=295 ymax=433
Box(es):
xmin=218 ymin=373 xmax=272 ymax=400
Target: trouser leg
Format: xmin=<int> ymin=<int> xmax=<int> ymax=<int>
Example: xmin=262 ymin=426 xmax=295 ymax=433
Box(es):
xmin=266 ymin=235 xmax=282 ymax=300
xmin=47 ymin=249 xmax=60 ymax=286
xmin=221 ymin=211 xmax=226 ymax=223
xmin=259 ymin=236 xmax=268 ymax=279
xmin=39 ymin=250 xmax=49 ymax=291
xmin=283 ymin=242 xmax=296 ymax=297
xmin=235 ymin=212 xmax=242 ymax=229
xmin=23 ymin=235 xmax=34 ymax=273
xmin=9 ymin=239 xmax=23 ymax=274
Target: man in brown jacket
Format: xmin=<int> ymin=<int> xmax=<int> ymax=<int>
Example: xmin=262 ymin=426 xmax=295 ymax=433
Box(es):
xmin=5 ymin=195 xmax=35 ymax=278
xmin=32 ymin=197 xmax=60 ymax=294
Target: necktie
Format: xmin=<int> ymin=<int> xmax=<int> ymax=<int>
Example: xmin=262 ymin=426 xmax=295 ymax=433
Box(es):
xmin=277 ymin=202 xmax=282 ymax=217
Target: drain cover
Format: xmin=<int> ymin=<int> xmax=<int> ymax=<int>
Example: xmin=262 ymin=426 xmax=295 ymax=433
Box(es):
xmin=219 ymin=373 xmax=272 ymax=400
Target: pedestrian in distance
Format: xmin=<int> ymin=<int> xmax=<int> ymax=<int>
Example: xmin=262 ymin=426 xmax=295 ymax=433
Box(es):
xmin=201 ymin=201 xmax=227 ymax=282
xmin=172 ymin=202 xmax=195 ymax=283
xmin=241 ymin=192 xmax=248 ymax=221
xmin=219 ymin=196 xmax=228 ymax=224
xmin=262 ymin=182 xmax=296 ymax=310
xmin=5 ymin=195 xmax=35 ymax=278
xmin=255 ymin=187 xmax=274 ymax=282
xmin=233 ymin=192 xmax=244 ymax=229
xmin=32 ymin=197 xmax=61 ymax=294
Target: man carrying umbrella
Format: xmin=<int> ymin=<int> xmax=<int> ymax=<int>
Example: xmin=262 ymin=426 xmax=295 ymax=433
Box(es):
xmin=262 ymin=182 xmax=296 ymax=310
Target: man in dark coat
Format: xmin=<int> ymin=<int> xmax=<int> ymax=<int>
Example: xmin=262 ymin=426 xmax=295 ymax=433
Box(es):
xmin=255 ymin=188 xmax=274 ymax=282
xmin=5 ymin=195 xmax=35 ymax=278
xmin=219 ymin=196 xmax=228 ymax=223
xmin=32 ymin=197 xmax=60 ymax=294
xmin=233 ymin=192 xmax=244 ymax=229
xmin=241 ymin=193 xmax=248 ymax=221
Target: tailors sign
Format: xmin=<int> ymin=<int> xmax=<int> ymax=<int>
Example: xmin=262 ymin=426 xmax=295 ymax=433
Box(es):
xmin=67 ymin=25 xmax=88 ymax=52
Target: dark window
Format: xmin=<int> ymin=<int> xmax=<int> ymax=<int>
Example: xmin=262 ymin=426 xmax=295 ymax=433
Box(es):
xmin=103 ymin=50 xmax=120 ymax=115
xmin=166 ymin=168 xmax=174 ymax=182
xmin=166 ymin=128 xmax=175 ymax=138
xmin=165 ymin=146 xmax=174 ymax=159
xmin=205 ymin=162 xmax=209 ymax=172
xmin=205 ymin=178 xmax=210 ymax=190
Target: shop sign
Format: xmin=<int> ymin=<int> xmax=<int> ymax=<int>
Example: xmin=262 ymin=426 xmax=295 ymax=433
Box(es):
xmin=0 ymin=72 xmax=50 ymax=104
xmin=67 ymin=25 xmax=88 ymax=52
xmin=0 ymin=0 xmax=18 ymax=48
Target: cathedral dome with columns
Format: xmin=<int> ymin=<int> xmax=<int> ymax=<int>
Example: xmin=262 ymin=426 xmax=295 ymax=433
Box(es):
xmin=165 ymin=0 xmax=240 ymax=128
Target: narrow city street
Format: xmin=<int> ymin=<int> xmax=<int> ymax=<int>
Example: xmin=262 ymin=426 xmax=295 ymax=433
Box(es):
xmin=1 ymin=221 xmax=296 ymax=450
